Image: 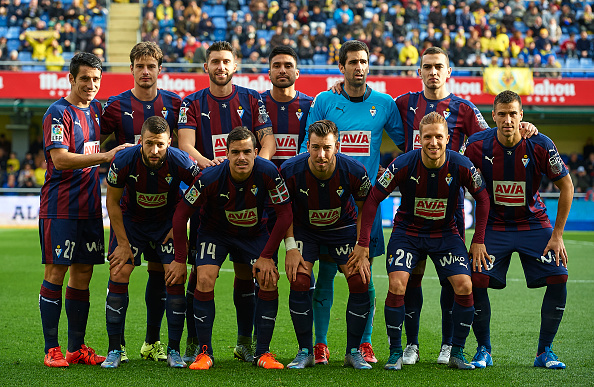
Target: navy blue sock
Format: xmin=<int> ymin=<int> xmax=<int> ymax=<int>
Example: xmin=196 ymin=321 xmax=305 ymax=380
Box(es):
xmin=106 ymin=280 xmax=128 ymax=352
xmin=440 ymin=281 xmax=455 ymax=346
xmin=451 ymin=294 xmax=474 ymax=349
xmin=289 ymin=289 xmax=313 ymax=352
xmin=346 ymin=291 xmax=370 ymax=354
xmin=472 ymin=287 xmax=492 ymax=353
xmin=193 ymin=290 xmax=215 ymax=356
xmin=40 ymin=280 xmax=62 ymax=353
xmin=313 ymin=260 xmax=337 ymax=345
xmin=309 ymin=271 xmax=316 ymax=301
xmin=385 ymin=292 xmax=405 ymax=352
xmin=233 ymin=277 xmax=255 ymax=341
xmin=538 ymin=281 xmax=567 ymax=354
xmin=166 ymin=284 xmax=186 ymax=352
xmin=145 ymin=270 xmax=166 ymax=343
xmin=186 ymin=270 xmax=197 ymax=340
xmin=121 ymin=293 xmax=128 ymax=347
xmin=404 ymin=274 xmax=423 ymax=346
xmin=65 ymin=286 xmax=90 ymax=353
xmin=255 ymin=289 xmax=278 ymax=357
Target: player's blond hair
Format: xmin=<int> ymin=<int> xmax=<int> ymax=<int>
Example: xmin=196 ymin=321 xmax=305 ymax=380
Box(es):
xmin=419 ymin=111 xmax=447 ymax=135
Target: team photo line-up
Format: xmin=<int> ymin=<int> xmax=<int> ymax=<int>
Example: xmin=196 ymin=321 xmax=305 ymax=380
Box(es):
xmin=38 ymin=38 xmax=572 ymax=371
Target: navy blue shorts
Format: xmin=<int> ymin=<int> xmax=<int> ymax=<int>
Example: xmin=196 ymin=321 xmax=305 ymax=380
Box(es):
xmin=385 ymin=229 xmax=471 ymax=282
xmin=294 ymin=225 xmax=357 ymax=266
xmin=477 ymin=228 xmax=568 ymax=289
xmin=108 ymin=218 xmax=174 ymax=266
xmin=39 ymin=218 xmax=104 ymax=265
xmin=195 ymin=230 xmax=272 ymax=267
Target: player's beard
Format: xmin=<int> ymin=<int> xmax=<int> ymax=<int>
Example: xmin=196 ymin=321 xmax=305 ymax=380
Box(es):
xmin=209 ymin=69 xmax=234 ymax=86
xmin=271 ymin=75 xmax=295 ymax=89
xmin=137 ymin=79 xmax=157 ymax=89
xmin=141 ymin=148 xmax=166 ymax=169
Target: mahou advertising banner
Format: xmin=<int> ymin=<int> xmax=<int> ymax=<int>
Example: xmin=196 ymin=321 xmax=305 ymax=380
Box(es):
xmin=0 ymin=71 xmax=591 ymax=106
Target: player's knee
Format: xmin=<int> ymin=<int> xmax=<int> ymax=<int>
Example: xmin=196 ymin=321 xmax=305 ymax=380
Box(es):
xmin=68 ymin=263 xmax=94 ymax=288
xmin=450 ymin=275 xmax=472 ymax=295
xmin=290 ymin=272 xmax=311 ymax=292
xmin=472 ymin=272 xmax=490 ymax=288
xmin=407 ymin=273 xmax=424 ymax=288
xmin=347 ymin=274 xmax=368 ymax=294
xmin=546 ymin=275 xmax=568 ymax=285
xmin=196 ymin=272 xmax=216 ymax=292
xmin=44 ymin=264 xmax=68 ymax=285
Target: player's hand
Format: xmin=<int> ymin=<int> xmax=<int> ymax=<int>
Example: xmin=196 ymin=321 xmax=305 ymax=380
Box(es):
xmin=469 ymin=243 xmax=491 ymax=272
xmin=108 ymin=245 xmax=134 ymax=275
xmin=377 ymin=166 xmax=386 ymax=180
xmin=285 ymin=249 xmax=307 ymax=283
xmin=197 ymin=156 xmax=216 ymax=169
xmin=519 ymin=122 xmax=538 ymax=138
xmin=165 ymin=261 xmax=187 ymax=286
xmin=162 ymin=228 xmax=173 ymax=244
xmin=212 ymin=157 xmax=226 ymax=165
xmin=252 ymin=257 xmax=279 ymax=289
xmin=347 ymin=244 xmax=371 ymax=284
xmin=543 ymin=234 xmax=568 ymax=268
xmin=330 ymin=80 xmax=344 ymax=94
xmin=105 ymin=143 xmax=134 ymax=163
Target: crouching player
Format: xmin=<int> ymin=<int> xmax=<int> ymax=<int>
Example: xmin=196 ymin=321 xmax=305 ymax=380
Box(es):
xmin=101 ymin=116 xmax=200 ymax=368
xmin=350 ymin=112 xmax=491 ymax=370
xmin=281 ymin=120 xmax=373 ymax=369
xmin=463 ymin=90 xmax=573 ymax=369
xmin=168 ymin=126 xmax=293 ymax=370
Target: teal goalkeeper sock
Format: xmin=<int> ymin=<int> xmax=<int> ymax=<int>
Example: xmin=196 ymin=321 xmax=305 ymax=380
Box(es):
xmin=360 ymin=264 xmax=375 ymax=345
xmin=313 ymin=260 xmax=337 ymax=345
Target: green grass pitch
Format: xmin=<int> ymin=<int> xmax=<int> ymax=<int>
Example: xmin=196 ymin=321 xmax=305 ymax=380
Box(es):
xmin=0 ymin=228 xmax=593 ymax=386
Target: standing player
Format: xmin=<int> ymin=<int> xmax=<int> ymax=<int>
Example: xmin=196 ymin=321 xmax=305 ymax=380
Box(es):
xmin=463 ymin=90 xmax=573 ymax=369
xmin=350 ymin=112 xmax=491 ymax=370
xmin=38 ymin=52 xmax=129 ymax=367
xmin=101 ymin=41 xmax=183 ymax=363
xmin=282 ymin=120 xmax=373 ymax=370
xmin=100 ymin=116 xmax=200 ymax=369
xmin=302 ymin=40 xmax=404 ymax=364
xmin=177 ymin=40 xmax=275 ymax=363
xmin=168 ymin=127 xmax=293 ymax=370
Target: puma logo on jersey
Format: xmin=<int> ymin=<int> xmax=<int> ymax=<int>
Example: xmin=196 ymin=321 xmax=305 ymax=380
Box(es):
xmin=74 ymin=120 xmax=81 ymax=127
xmin=201 ymin=112 xmax=211 ymax=119
xmin=409 ymin=106 xmax=418 ymax=114
xmin=129 ymin=174 xmax=139 ymax=182
xmin=335 ymin=106 xmax=345 ymax=112
xmin=484 ymin=155 xmax=494 ymax=164
xmin=300 ymin=188 xmax=309 ymax=196
xmin=410 ymin=176 xmax=420 ymax=184
xmin=124 ymin=111 xmax=134 ymax=118
xmin=220 ymin=192 xmax=229 ymax=199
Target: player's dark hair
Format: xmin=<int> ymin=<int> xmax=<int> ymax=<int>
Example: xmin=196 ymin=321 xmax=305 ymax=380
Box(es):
xmin=227 ymin=126 xmax=256 ymax=149
xmin=338 ymin=40 xmax=369 ymax=67
xmin=419 ymin=111 xmax=447 ymax=135
xmin=308 ymin=120 xmax=339 ymax=141
xmin=69 ymin=52 xmax=102 ymax=79
xmin=420 ymin=46 xmax=450 ymax=67
xmin=269 ymin=45 xmax=299 ymax=67
xmin=493 ymin=90 xmax=523 ymax=110
xmin=141 ymin=116 xmax=170 ymax=137
xmin=130 ymin=41 xmax=164 ymax=66
xmin=207 ymin=41 xmax=236 ymax=61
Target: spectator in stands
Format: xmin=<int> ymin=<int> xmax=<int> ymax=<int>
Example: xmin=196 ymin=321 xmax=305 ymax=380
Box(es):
xmin=313 ymin=26 xmax=328 ymax=54
xmin=64 ymin=0 xmax=84 ymax=21
xmin=192 ymin=42 xmax=207 ymax=70
xmin=333 ymin=2 xmax=353 ymax=24
xmin=336 ymin=12 xmax=352 ymax=40
xmin=424 ymin=26 xmax=439 ymax=48
xmin=159 ymin=12 xmax=175 ymax=36
xmin=269 ymin=25 xmax=285 ymax=49
xmin=141 ymin=11 xmax=159 ymax=41
xmin=378 ymin=3 xmax=395 ymax=32
xmin=226 ymin=0 xmax=240 ymax=13
xmin=88 ymin=34 xmax=105 ymax=53
xmin=457 ymin=5 xmax=474 ymax=32
xmin=558 ymin=32 xmax=576 ymax=59
xmin=92 ymin=47 xmax=105 ymax=62
xmin=6 ymin=151 xmax=20 ymax=179
xmin=579 ymin=4 xmax=594 ymax=33
xmin=298 ymin=37 xmax=314 ymax=66
xmin=567 ymin=152 xmax=584 ymax=172
xmin=573 ymin=166 xmax=592 ymax=194
xmin=231 ymin=38 xmax=243 ymax=60
xmin=327 ymin=36 xmax=340 ymax=65
xmin=493 ymin=26 xmax=510 ymax=57
xmin=548 ymin=19 xmax=563 ymax=46
xmin=228 ymin=24 xmax=246 ymax=45
xmin=183 ymin=0 xmax=200 ymax=20
xmin=523 ymin=3 xmax=540 ymax=29
xmin=283 ymin=11 xmax=300 ymax=32
xmin=242 ymin=50 xmax=261 ymax=73
xmin=399 ymin=38 xmax=419 ymax=65
xmin=531 ymin=54 xmax=544 ymax=77
xmin=499 ymin=5 xmax=515 ymax=32
xmin=266 ymin=1 xmax=282 ymax=29
xmin=351 ymin=14 xmax=364 ymax=34
xmin=404 ymin=1 xmax=420 ymax=29
xmin=392 ymin=15 xmax=407 ymax=44
xmin=8 ymin=0 xmax=26 ymax=22
xmin=585 ymin=152 xmax=594 ymax=189
xmin=197 ymin=12 xmax=214 ymax=41
xmin=156 ymin=0 xmax=173 ymax=21
xmin=427 ymin=0 xmax=443 ymax=28
xmin=255 ymin=37 xmax=270 ymax=63
xmin=309 ymin=5 xmax=326 ymax=33
xmin=364 ymin=13 xmax=382 ymax=38
xmin=25 ymin=0 xmax=42 ymax=19
xmin=543 ymin=54 xmax=562 ymax=79
xmin=47 ymin=0 xmax=65 ymax=21
xmin=241 ymin=33 xmax=257 ymax=58
xmin=160 ymin=33 xmax=177 ymax=65
xmin=34 ymin=159 xmax=46 ymax=187
xmin=559 ymin=4 xmax=578 ymax=34
xmin=450 ymin=38 xmax=467 ymax=67
xmin=183 ymin=35 xmax=200 ymax=58
xmin=382 ymin=36 xmax=398 ymax=66
xmin=172 ymin=36 xmax=185 ymax=61
xmin=467 ymin=40 xmax=488 ymax=67
xmin=20 ymin=30 xmax=57 ymax=61
xmin=297 ymin=25 xmax=313 ymax=45
xmin=45 ymin=45 xmax=64 ymax=71
xmin=539 ymin=42 xmax=556 ymax=62
xmin=577 ymin=30 xmax=592 ymax=58
xmin=142 ymin=0 xmax=156 ymax=18
xmin=18 ymin=163 xmax=36 ymax=188
xmin=7 ymin=50 xmax=20 ymax=71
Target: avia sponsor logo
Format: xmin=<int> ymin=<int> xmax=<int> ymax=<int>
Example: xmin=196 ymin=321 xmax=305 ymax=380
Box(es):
xmin=325 ymin=77 xmax=386 ymax=93
xmin=309 ymin=208 xmax=341 ymax=226
xmin=340 ymin=131 xmax=371 ymax=156
xmin=137 ymin=192 xmax=168 ymax=208
xmin=211 ymin=134 xmax=228 ymax=159
xmin=156 ymin=75 xmax=196 ymax=97
xmin=446 ymin=79 xmax=482 ymax=96
xmin=84 ymin=141 xmax=100 ymax=169
xmin=493 ymin=180 xmax=525 ymax=206
xmin=272 ymin=134 xmax=298 ymax=159
xmin=412 ymin=129 xmax=421 ymax=150
xmin=414 ymin=198 xmax=447 ymax=220
xmin=233 ymin=75 xmax=272 ymax=93
xmin=226 ymin=207 xmax=258 ymax=227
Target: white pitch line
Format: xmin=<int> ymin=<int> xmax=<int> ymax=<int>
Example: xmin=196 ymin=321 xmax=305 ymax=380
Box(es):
xmin=564 ymin=239 xmax=594 ymax=247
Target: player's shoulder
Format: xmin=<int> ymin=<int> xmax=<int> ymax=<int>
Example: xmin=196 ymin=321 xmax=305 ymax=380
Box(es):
xmin=158 ymin=89 xmax=182 ymax=100
xmin=336 ymin=152 xmax=366 ymax=171
xmin=200 ymin=160 xmax=228 ymax=182
xmin=447 ymin=149 xmax=473 ymax=166
xmin=526 ymin=132 xmax=556 ymax=148
xmin=255 ymin=155 xmax=279 ymax=173
xmin=394 ymin=90 xmax=421 ymax=103
xmin=368 ymin=88 xmax=396 ymax=104
xmin=235 ymin=84 xmax=262 ymax=99
xmin=45 ymin=98 xmax=69 ymax=117
xmin=105 ymin=90 xmax=132 ymax=105
xmin=392 ymin=149 xmax=419 ymax=168
xmin=467 ymin=127 xmax=496 ymax=145
xmin=260 ymin=89 xmax=272 ymax=99
xmin=114 ymin=143 xmax=141 ymax=163
xmin=183 ymin=87 xmax=208 ymax=102
xmin=295 ymin=90 xmax=314 ymax=102
xmin=280 ymin=152 xmax=308 ymax=173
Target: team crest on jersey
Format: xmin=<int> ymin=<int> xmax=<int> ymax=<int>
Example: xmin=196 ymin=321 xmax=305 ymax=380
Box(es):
xmin=370 ymin=106 xmax=377 ymax=117
xmin=336 ymin=186 xmax=344 ymax=197
xmin=445 ymin=173 xmax=453 ymax=186
xmin=51 ymin=124 xmax=64 ymax=142
xmin=179 ymin=107 xmax=188 ymax=124
xmin=548 ymin=150 xmax=564 ymax=175
xmin=185 ymin=186 xmax=200 ymax=204
xmin=378 ymin=168 xmax=395 ymax=189
xmin=521 ymin=155 xmax=530 ymax=167
xmin=161 ymin=107 xmax=168 ymax=119
xmin=443 ymin=108 xmax=451 ymax=119
xmin=55 ymin=245 xmax=62 ymax=258
xmin=296 ymin=109 xmax=303 ymax=121
xmin=95 ymin=114 xmax=100 ymax=125
xmin=309 ymin=208 xmax=341 ymax=226
xmin=269 ymin=182 xmax=290 ymax=204
xmin=226 ymin=207 xmax=258 ymax=227
xmin=237 ymin=106 xmax=245 ymax=118
xmin=165 ymin=174 xmax=173 ymax=184
xmin=251 ymin=185 xmax=258 ymax=196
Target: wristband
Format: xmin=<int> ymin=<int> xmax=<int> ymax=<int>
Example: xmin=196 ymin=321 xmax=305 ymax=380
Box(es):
xmin=285 ymin=237 xmax=298 ymax=251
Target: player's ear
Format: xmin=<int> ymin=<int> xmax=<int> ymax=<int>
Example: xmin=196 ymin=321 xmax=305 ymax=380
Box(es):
xmin=69 ymin=73 xmax=75 ymax=85
xmin=130 ymin=64 xmax=134 ymax=74
xmin=254 ymin=147 xmax=259 ymax=156
xmin=203 ymin=62 xmax=208 ymax=72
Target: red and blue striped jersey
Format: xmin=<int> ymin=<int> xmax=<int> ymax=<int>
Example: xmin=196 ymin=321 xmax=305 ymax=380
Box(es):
xmin=101 ymin=89 xmax=182 ymax=145
xmin=178 ymin=85 xmax=272 ymax=160
xmin=106 ymin=144 xmax=200 ymax=223
xmin=40 ymin=98 xmax=103 ymax=219
xmin=395 ymin=91 xmax=489 ymax=152
xmin=182 ymin=156 xmax=290 ymax=237
xmin=463 ymin=128 xmax=568 ymax=231
xmin=375 ymin=149 xmax=486 ymax=237
xmin=261 ymin=90 xmax=313 ymax=168
xmin=280 ymin=152 xmax=371 ymax=231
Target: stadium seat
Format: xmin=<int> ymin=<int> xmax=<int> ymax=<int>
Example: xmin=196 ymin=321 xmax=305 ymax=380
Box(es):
xmin=210 ymin=5 xmax=226 ymax=18
xmin=19 ymin=51 xmax=32 ymax=62
xmin=212 ymin=16 xmax=227 ymax=29
xmin=7 ymin=39 xmax=20 ymax=52
xmin=579 ymin=58 xmax=593 ymax=68
xmin=202 ymin=5 xmax=213 ymax=15
xmin=565 ymin=57 xmax=579 ymax=68
xmin=0 ymin=27 xmax=6 ymax=37
xmin=0 ymin=15 xmax=7 ymax=27
xmin=7 ymin=26 xmax=20 ymax=39
xmin=62 ymin=52 xmax=75 ymax=61
xmin=92 ymin=15 xmax=107 ymax=29
xmin=213 ymin=29 xmax=226 ymax=41
xmin=313 ymin=54 xmax=327 ymax=66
